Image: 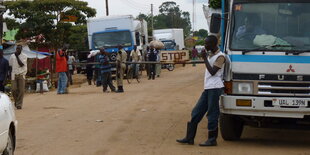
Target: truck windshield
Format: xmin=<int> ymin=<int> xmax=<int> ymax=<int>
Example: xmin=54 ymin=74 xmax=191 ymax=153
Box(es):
xmin=230 ymin=3 xmax=310 ymax=52
xmin=93 ymin=31 xmax=132 ymax=49
xmin=162 ymin=40 xmax=175 ymax=50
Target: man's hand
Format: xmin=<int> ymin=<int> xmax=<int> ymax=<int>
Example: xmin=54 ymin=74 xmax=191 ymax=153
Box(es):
xmin=201 ymin=50 xmax=209 ymax=60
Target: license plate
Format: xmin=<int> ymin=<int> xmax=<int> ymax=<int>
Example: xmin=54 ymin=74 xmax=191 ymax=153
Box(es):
xmin=272 ymin=99 xmax=307 ymax=107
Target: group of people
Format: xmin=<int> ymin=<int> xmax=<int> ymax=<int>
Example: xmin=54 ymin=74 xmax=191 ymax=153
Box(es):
xmin=85 ymin=44 xmax=162 ymax=93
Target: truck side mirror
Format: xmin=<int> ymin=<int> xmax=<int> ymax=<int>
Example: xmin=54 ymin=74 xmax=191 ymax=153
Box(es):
xmin=210 ymin=13 xmax=221 ymax=34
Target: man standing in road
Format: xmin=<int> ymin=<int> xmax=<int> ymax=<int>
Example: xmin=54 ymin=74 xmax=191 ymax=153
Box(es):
xmin=56 ymin=47 xmax=68 ymax=94
xmin=9 ymin=45 xmax=27 ymax=109
xmin=130 ymin=45 xmax=141 ymax=77
xmin=116 ymin=45 xmax=127 ymax=93
xmin=98 ymin=47 xmax=116 ymax=93
xmin=67 ymin=51 xmax=76 ymax=85
xmin=192 ymin=46 xmax=198 ymax=66
xmin=146 ymin=45 xmax=158 ymax=80
xmin=0 ymin=48 xmax=9 ymax=92
xmin=176 ymin=35 xmax=226 ymax=146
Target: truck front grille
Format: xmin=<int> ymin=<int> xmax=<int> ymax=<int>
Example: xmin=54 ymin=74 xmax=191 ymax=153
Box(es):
xmin=258 ymin=82 xmax=310 ymax=97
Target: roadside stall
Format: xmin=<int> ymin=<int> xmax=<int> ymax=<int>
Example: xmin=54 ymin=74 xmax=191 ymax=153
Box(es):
xmin=4 ymin=44 xmax=52 ymax=93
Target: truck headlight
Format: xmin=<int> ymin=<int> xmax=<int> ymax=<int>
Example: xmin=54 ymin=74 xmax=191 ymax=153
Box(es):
xmin=232 ymin=82 xmax=253 ymax=95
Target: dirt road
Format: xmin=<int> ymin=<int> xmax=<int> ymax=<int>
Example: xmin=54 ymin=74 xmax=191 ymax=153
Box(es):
xmin=15 ymin=65 xmax=310 ymax=155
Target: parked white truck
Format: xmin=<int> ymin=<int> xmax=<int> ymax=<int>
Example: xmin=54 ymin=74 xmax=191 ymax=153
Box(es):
xmin=153 ymin=29 xmax=184 ymax=50
xmin=87 ymin=15 xmax=148 ymax=60
xmin=209 ymin=0 xmax=310 ymax=140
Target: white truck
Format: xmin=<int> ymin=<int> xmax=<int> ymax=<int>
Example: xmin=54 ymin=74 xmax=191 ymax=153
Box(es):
xmin=153 ymin=29 xmax=184 ymax=50
xmin=209 ymin=0 xmax=310 ymax=140
xmin=87 ymin=15 xmax=148 ymax=61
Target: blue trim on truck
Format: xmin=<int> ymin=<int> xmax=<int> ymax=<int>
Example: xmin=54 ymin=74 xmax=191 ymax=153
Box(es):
xmin=230 ymin=55 xmax=310 ymax=63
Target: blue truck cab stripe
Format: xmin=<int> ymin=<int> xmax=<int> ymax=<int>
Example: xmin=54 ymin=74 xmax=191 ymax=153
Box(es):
xmin=230 ymin=55 xmax=310 ymax=63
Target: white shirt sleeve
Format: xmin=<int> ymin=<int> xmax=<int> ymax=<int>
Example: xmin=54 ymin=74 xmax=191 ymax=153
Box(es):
xmin=9 ymin=55 xmax=13 ymax=66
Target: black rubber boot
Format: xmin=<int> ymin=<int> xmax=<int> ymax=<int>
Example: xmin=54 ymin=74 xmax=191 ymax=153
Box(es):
xmin=176 ymin=122 xmax=197 ymax=145
xmin=116 ymin=86 xmax=124 ymax=93
xmin=199 ymin=128 xmax=218 ymax=146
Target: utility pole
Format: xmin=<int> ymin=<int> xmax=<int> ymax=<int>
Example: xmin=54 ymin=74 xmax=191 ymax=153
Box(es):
xmin=192 ymin=0 xmax=196 ymax=33
xmin=151 ymin=4 xmax=154 ymax=37
xmin=0 ymin=0 xmax=4 ymax=45
xmin=105 ymin=0 xmax=109 ymax=16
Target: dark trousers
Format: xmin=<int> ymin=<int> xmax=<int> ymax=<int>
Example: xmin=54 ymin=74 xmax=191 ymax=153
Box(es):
xmin=190 ymin=88 xmax=223 ymax=131
xmin=0 ymin=81 xmax=4 ymax=92
xmin=149 ymin=64 xmax=156 ymax=79
xmin=102 ymin=72 xmax=115 ymax=91
xmin=68 ymin=70 xmax=74 ymax=85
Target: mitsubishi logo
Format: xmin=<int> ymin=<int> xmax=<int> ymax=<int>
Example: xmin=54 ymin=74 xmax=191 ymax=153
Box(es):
xmin=286 ymin=65 xmax=295 ymax=72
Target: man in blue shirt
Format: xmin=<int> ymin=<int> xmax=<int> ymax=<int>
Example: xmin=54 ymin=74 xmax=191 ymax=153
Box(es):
xmin=98 ymin=47 xmax=115 ymax=93
xmin=0 ymin=49 xmax=9 ymax=92
xmin=146 ymin=45 xmax=158 ymax=80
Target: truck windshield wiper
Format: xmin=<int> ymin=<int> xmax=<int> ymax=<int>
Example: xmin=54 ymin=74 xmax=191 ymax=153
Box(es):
xmin=270 ymin=44 xmax=295 ymax=48
xmin=242 ymin=47 xmax=268 ymax=55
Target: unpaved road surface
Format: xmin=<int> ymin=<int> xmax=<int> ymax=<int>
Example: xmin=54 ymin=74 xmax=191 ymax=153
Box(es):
xmin=15 ymin=65 xmax=310 ymax=155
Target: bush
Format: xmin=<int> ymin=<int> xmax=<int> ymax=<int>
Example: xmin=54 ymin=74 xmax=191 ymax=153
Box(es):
xmin=209 ymin=0 xmax=221 ymax=9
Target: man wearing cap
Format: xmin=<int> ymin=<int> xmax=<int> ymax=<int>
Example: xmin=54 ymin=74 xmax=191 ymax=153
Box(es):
xmin=116 ymin=45 xmax=127 ymax=93
xmin=9 ymin=45 xmax=28 ymax=109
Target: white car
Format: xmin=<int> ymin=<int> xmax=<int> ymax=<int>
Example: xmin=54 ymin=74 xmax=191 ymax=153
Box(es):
xmin=0 ymin=93 xmax=17 ymax=155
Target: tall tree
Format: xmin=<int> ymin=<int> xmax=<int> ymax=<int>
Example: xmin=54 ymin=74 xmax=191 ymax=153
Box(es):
xmin=137 ymin=1 xmax=191 ymax=37
xmin=4 ymin=0 xmax=96 ymax=49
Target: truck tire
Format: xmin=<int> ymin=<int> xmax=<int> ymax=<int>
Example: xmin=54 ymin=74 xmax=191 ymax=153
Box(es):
xmin=220 ymin=113 xmax=244 ymax=141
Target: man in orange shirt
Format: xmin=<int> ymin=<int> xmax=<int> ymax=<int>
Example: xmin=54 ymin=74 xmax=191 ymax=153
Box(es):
xmin=56 ymin=47 xmax=68 ymax=94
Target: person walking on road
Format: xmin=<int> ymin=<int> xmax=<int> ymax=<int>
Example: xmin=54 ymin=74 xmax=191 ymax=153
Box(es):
xmin=67 ymin=52 xmax=76 ymax=85
xmin=176 ymin=35 xmax=226 ymax=146
xmin=98 ymin=47 xmax=116 ymax=93
xmin=86 ymin=54 xmax=94 ymax=85
xmin=0 ymin=48 xmax=9 ymax=92
xmin=56 ymin=47 xmax=68 ymax=94
xmin=130 ymin=45 xmax=141 ymax=77
xmin=192 ymin=46 xmax=198 ymax=66
xmin=116 ymin=45 xmax=127 ymax=93
xmin=9 ymin=45 xmax=27 ymax=109
xmin=155 ymin=49 xmax=161 ymax=77
xmin=146 ymin=45 xmax=158 ymax=80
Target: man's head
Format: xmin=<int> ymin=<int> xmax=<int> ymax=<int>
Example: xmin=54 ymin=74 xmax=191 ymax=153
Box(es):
xmin=244 ymin=14 xmax=260 ymax=32
xmin=204 ymin=35 xmax=218 ymax=52
xmin=118 ymin=45 xmax=123 ymax=50
xmin=62 ymin=46 xmax=68 ymax=52
xmin=99 ymin=47 xmax=106 ymax=55
xmin=16 ymin=45 xmax=23 ymax=55
xmin=134 ymin=45 xmax=137 ymax=51
xmin=150 ymin=44 xmax=154 ymax=50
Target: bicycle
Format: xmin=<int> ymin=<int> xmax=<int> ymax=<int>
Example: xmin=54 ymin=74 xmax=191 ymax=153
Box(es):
xmin=127 ymin=63 xmax=142 ymax=84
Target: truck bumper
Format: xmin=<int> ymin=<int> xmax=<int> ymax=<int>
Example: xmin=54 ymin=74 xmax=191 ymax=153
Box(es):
xmin=220 ymin=95 xmax=310 ymax=118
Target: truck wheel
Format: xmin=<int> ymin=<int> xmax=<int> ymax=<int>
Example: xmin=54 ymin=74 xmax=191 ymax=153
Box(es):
xmin=3 ymin=130 xmax=14 ymax=155
xmin=220 ymin=113 xmax=244 ymax=141
xmin=167 ymin=64 xmax=174 ymax=71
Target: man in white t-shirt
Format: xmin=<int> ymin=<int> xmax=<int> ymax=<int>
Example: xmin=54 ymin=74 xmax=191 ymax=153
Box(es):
xmin=9 ymin=45 xmax=28 ymax=109
xmin=177 ymin=35 xmax=225 ymax=146
xmin=130 ymin=45 xmax=141 ymax=77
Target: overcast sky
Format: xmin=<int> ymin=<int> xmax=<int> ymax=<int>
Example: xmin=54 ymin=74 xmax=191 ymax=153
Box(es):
xmin=83 ymin=0 xmax=208 ymax=31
